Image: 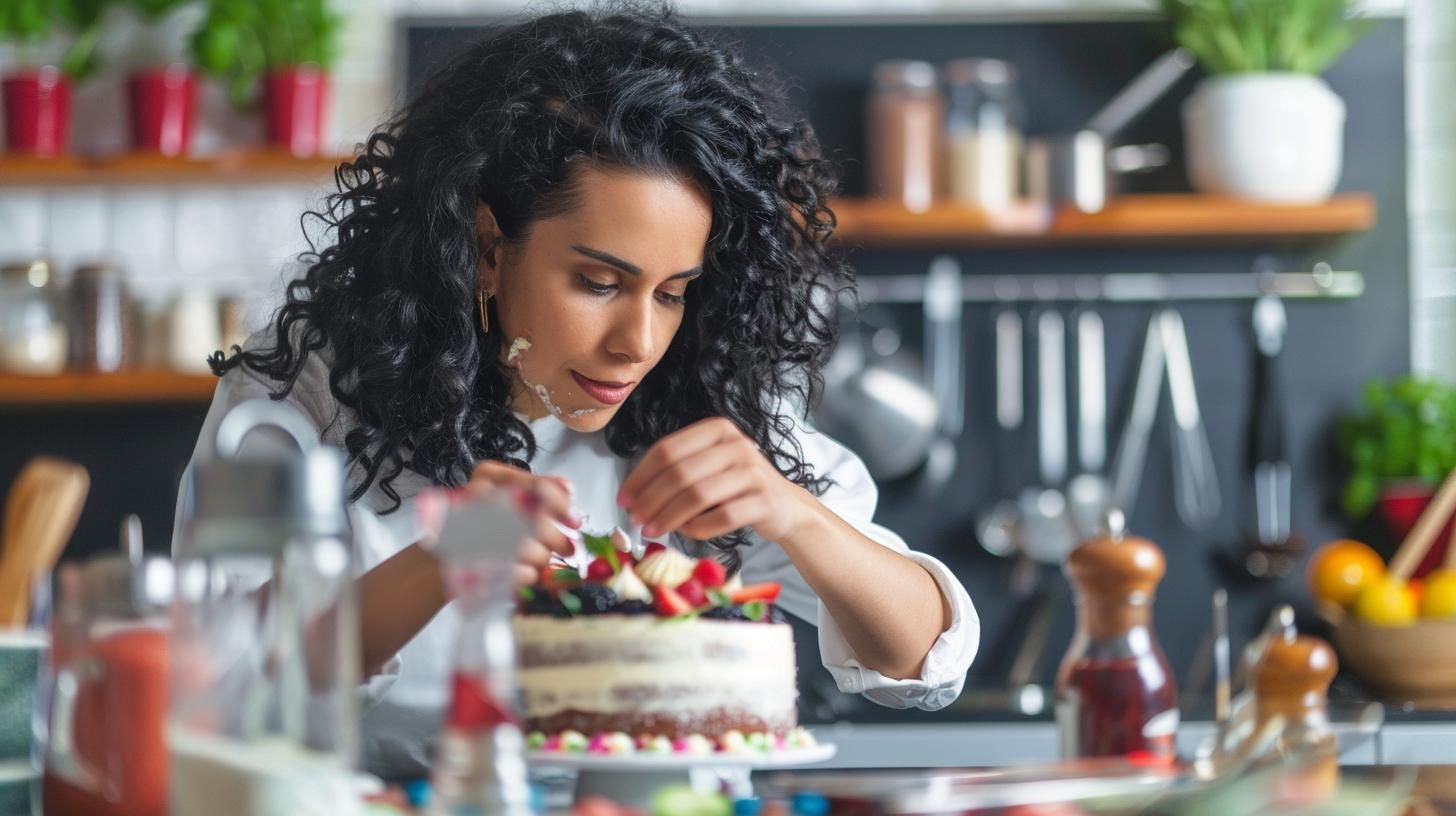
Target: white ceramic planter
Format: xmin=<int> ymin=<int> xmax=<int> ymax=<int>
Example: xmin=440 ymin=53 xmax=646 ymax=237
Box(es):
xmin=1182 ymin=73 xmax=1346 ymax=204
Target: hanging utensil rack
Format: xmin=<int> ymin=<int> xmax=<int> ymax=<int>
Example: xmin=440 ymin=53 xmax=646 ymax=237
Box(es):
xmin=854 ymin=261 xmax=1362 ymax=305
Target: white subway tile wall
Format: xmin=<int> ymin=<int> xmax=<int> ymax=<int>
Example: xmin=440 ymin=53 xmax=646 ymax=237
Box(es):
xmin=0 ymin=183 xmax=326 ymax=339
xmin=1408 ymin=0 xmax=1456 ymax=381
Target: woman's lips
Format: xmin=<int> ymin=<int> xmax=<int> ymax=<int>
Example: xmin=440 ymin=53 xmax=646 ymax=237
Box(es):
xmin=571 ymin=371 xmax=635 ymax=405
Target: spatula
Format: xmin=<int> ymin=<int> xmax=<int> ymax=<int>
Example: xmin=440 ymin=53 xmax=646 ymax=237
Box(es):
xmin=0 ymin=457 xmax=90 ymax=627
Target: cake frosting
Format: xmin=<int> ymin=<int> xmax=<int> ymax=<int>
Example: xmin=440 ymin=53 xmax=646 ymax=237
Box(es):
xmin=514 ymin=615 xmax=797 ymax=738
xmin=513 ymin=533 xmax=798 ymax=744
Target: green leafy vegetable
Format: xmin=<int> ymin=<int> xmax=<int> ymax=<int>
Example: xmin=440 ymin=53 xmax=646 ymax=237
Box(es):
xmin=1160 ymin=0 xmax=1373 ymax=75
xmin=559 ymin=590 xmax=582 ymax=615
xmin=742 ymin=600 xmax=768 ymax=622
xmin=582 ymin=531 xmax=620 ymax=574
xmin=1338 ymin=376 xmax=1456 ymax=518
xmin=519 ymin=586 xmax=536 ymax=602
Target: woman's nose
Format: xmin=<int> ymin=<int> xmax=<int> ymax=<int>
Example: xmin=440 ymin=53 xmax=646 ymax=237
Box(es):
xmin=606 ymin=299 xmax=655 ymax=363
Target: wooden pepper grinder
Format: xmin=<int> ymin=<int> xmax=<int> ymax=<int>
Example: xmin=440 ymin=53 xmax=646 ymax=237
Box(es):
xmin=1056 ymin=509 xmax=1180 ymax=762
xmin=1251 ymin=624 xmax=1340 ymax=803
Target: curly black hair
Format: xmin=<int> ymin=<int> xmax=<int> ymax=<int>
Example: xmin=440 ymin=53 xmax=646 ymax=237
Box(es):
xmin=209 ymin=3 xmax=850 ymax=565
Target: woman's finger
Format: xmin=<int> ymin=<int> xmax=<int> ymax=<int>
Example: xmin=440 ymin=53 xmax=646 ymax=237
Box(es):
xmin=642 ymin=469 xmax=756 ymax=539
xmin=627 ymin=443 xmax=739 ymax=528
xmin=678 ymin=496 xmax=762 ymax=541
xmin=517 ymin=537 xmax=554 ymax=570
xmin=531 ymin=476 xmax=580 ymax=528
xmin=513 ymin=563 xmax=539 ymax=587
xmin=618 ymin=419 xmax=732 ymax=507
xmin=534 ymin=515 xmax=576 ymax=557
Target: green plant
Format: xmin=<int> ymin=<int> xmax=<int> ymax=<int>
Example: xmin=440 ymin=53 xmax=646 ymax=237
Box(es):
xmin=1338 ymin=376 xmax=1456 ymax=519
xmin=0 ymin=0 xmax=108 ymax=78
xmin=1160 ymin=0 xmax=1374 ymax=75
xmin=190 ymin=0 xmax=342 ymax=106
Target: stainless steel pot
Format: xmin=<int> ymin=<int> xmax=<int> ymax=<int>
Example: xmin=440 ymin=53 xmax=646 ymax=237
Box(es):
xmin=1026 ymin=48 xmax=1193 ymax=213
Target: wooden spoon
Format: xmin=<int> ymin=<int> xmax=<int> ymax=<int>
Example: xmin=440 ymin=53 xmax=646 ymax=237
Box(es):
xmin=1389 ymin=468 xmax=1456 ymax=582
xmin=0 ymin=457 xmax=90 ymax=627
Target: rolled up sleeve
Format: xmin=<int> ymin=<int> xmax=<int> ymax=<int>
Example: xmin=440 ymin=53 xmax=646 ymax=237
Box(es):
xmin=742 ymin=420 xmax=979 ymax=711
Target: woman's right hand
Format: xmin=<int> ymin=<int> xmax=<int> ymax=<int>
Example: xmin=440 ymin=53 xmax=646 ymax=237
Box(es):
xmin=467 ymin=460 xmax=580 ymax=586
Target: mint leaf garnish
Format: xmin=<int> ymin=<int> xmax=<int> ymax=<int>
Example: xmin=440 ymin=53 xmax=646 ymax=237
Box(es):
xmin=743 ymin=600 xmax=767 ymax=622
xmin=552 ymin=567 xmax=581 ymax=583
xmin=559 ymin=591 xmax=582 ymax=615
xmin=519 ymin=586 xmax=536 ymax=602
xmin=582 ymin=531 xmax=620 ymax=573
xmin=707 ymin=588 xmax=731 ymax=608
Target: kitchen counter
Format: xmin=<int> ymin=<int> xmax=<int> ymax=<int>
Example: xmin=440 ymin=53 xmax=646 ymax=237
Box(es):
xmin=800 ymin=715 xmax=1456 ymax=769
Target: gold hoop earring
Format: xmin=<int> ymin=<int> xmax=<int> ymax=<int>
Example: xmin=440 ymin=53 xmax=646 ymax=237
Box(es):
xmin=477 ymin=289 xmax=492 ymax=334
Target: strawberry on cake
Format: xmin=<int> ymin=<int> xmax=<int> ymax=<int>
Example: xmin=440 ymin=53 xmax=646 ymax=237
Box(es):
xmin=513 ymin=533 xmax=813 ymax=756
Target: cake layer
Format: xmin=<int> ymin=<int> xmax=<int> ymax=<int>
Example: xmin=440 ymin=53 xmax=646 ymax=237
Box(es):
xmin=513 ymin=615 xmax=797 ymax=739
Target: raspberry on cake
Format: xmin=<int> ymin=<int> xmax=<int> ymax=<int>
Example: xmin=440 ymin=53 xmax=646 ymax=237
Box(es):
xmin=514 ymin=533 xmax=798 ymax=749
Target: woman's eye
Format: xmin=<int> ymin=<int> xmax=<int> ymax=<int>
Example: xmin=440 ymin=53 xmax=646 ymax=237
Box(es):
xmin=578 ymin=274 xmax=617 ymax=296
xmin=655 ymin=291 xmax=687 ymax=306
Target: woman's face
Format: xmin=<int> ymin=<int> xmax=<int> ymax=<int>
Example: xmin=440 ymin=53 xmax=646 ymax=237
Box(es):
xmin=479 ymin=166 xmax=712 ymax=432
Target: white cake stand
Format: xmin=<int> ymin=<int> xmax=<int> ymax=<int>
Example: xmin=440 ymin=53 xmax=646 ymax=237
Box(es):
xmin=527 ymin=743 xmax=837 ymax=807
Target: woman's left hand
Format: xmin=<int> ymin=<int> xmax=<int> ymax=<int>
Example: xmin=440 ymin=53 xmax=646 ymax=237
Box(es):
xmin=617 ymin=417 xmax=811 ymax=543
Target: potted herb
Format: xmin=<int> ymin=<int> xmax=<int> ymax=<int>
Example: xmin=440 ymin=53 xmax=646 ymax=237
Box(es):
xmin=123 ymin=0 xmax=200 ymax=156
xmin=0 ymin=0 xmax=113 ymax=156
xmin=1339 ymin=376 xmax=1456 ymax=576
xmin=1161 ymin=0 xmax=1373 ymax=203
xmin=190 ymin=0 xmax=342 ymax=156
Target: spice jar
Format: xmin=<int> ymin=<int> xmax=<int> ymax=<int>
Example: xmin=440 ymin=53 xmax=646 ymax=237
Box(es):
xmin=866 ymin=60 xmax=943 ymax=212
xmin=165 ymin=288 xmax=221 ymax=373
xmin=1055 ymin=510 xmax=1178 ymax=762
xmin=0 ymin=259 xmax=68 ymax=375
xmin=944 ymin=59 xmax=1024 ymax=211
xmin=1251 ymin=626 xmax=1340 ymax=804
xmin=70 ymin=262 xmax=134 ymax=372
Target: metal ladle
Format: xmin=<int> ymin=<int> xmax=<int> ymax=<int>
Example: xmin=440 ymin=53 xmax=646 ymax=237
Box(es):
xmin=1017 ymin=310 xmax=1078 ymax=564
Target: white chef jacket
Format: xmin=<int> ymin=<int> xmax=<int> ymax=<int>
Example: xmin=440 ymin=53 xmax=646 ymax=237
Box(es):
xmin=175 ymin=338 xmax=979 ymax=775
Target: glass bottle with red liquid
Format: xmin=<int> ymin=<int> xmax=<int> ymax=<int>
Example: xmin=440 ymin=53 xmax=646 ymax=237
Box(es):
xmin=1055 ymin=510 xmax=1179 ymax=764
xmin=424 ymin=489 xmax=538 ymax=816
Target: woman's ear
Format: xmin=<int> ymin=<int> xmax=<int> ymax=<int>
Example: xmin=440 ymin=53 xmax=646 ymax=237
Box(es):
xmin=475 ymin=205 xmax=503 ymax=285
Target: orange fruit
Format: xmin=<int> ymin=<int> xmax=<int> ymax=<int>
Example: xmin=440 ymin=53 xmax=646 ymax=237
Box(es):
xmin=1421 ymin=568 xmax=1456 ymax=619
xmin=1354 ymin=577 xmax=1418 ymax=626
xmin=1308 ymin=539 xmax=1386 ymax=607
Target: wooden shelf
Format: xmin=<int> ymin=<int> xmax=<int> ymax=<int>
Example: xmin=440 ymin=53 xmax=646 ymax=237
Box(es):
xmin=830 ymin=193 xmax=1376 ymax=247
xmin=0 ymin=372 xmax=218 ymax=406
xmin=0 ymin=151 xmax=350 ymax=186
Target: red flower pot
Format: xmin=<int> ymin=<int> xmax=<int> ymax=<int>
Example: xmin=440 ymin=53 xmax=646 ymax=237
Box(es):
xmin=128 ymin=65 xmax=197 ymax=156
xmin=3 ymin=68 xmax=71 ymax=156
xmin=265 ymin=66 xmax=329 ymax=157
xmin=1376 ymin=481 xmax=1454 ymax=578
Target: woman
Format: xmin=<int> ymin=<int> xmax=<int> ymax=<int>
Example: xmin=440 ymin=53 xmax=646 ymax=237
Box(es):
xmin=180 ymin=6 xmax=977 ymax=774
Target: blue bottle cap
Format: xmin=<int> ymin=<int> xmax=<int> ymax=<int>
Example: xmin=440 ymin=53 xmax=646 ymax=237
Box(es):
xmin=733 ymin=798 xmax=763 ymax=816
xmin=791 ymin=792 xmax=829 ymax=816
xmin=403 ymin=779 xmax=431 ymax=808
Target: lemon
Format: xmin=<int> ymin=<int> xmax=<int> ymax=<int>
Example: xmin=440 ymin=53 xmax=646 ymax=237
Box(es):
xmin=1354 ymin=577 xmax=1418 ymax=626
xmin=1421 ymin=568 xmax=1456 ymax=619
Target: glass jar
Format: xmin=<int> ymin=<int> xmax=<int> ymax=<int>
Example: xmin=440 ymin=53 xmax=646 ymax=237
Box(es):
xmin=69 ymin=262 xmax=134 ymax=373
xmin=170 ymin=399 xmax=361 ymax=816
xmin=944 ymin=59 xmax=1024 ymax=211
xmin=0 ymin=259 xmax=68 ymax=374
xmin=1055 ymin=512 xmax=1178 ymax=762
xmin=41 ymin=517 xmax=173 ymax=816
xmin=866 ymin=60 xmax=943 ymax=212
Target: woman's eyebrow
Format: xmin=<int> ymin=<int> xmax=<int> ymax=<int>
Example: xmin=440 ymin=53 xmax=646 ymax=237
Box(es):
xmin=571 ymin=244 xmax=701 ymax=280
